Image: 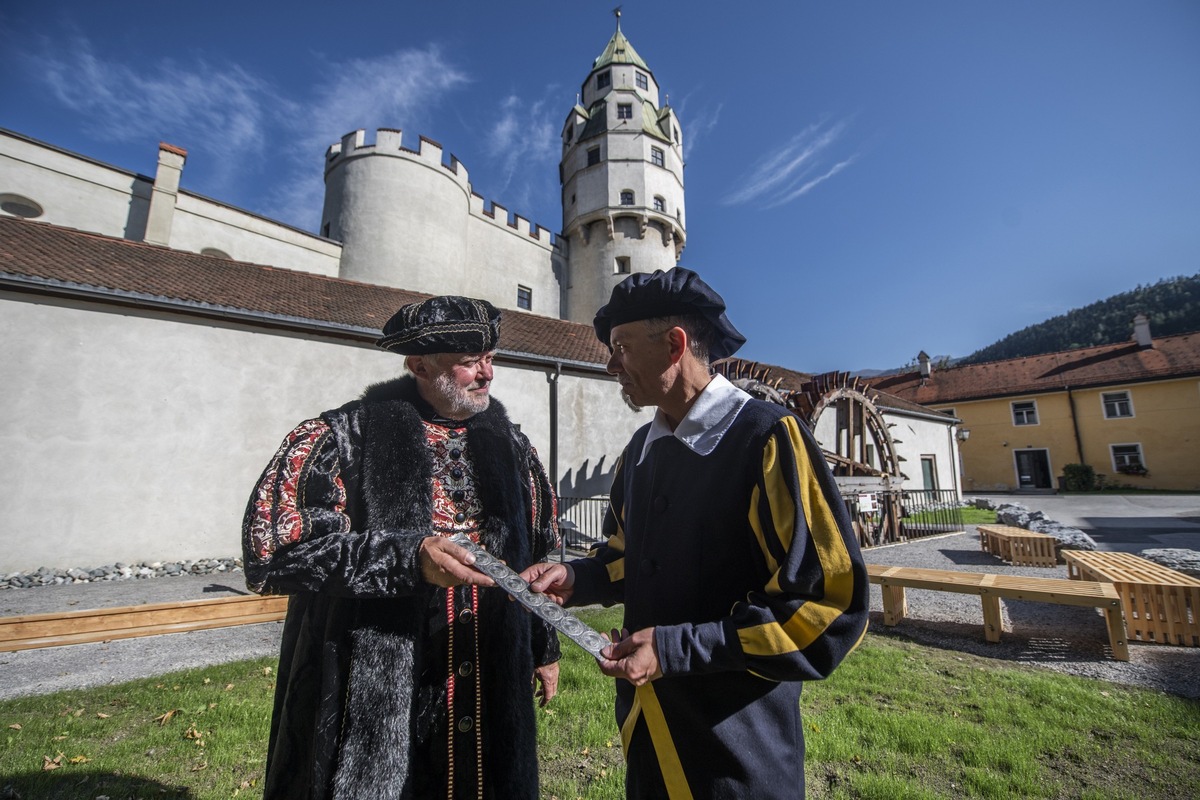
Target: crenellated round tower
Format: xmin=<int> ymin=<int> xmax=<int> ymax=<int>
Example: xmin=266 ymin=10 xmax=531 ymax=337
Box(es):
xmin=560 ymin=16 xmax=686 ymax=324
xmin=322 ymin=129 xmax=471 ymax=293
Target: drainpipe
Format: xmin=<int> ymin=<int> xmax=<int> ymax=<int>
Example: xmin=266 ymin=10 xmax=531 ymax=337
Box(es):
xmin=547 ymin=363 xmax=563 ymax=561
xmin=1066 ymin=387 xmax=1084 ymax=464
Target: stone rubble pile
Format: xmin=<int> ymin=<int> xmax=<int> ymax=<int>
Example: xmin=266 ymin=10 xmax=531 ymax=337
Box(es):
xmin=0 ymin=558 xmax=242 ymax=590
xmin=1138 ymin=548 xmax=1200 ymax=578
xmin=970 ymin=498 xmax=1098 ymax=552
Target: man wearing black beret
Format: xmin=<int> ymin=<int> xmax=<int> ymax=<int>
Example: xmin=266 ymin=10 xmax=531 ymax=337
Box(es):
xmin=524 ymin=268 xmax=869 ymax=799
xmin=242 ymin=295 xmax=561 ymax=798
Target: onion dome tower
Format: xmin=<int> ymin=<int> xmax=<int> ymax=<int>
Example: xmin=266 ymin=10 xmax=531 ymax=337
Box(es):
xmin=560 ymin=12 xmax=686 ymax=324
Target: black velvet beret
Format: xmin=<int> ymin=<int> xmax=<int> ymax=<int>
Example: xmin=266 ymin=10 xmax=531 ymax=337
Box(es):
xmin=593 ymin=268 xmax=746 ymax=360
xmin=376 ymin=296 xmax=501 ymax=355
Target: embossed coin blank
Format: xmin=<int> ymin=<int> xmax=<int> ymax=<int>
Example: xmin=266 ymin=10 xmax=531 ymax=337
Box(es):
xmin=449 ymin=534 xmax=607 ymax=660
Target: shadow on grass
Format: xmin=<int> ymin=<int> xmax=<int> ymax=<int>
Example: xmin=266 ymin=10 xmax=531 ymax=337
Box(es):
xmin=1 ymin=770 xmax=193 ymax=799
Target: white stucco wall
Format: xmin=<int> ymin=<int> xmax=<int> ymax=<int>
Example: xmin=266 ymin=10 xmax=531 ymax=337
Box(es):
xmin=885 ymin=412 xmax=963 ymax=496
xmin=0 ymin=131 xmax=151 ymax=240
xmin=170 ymin=193 xmax=342 ymax=276
xmin=0 ymin=293 xmax=632 ymax=571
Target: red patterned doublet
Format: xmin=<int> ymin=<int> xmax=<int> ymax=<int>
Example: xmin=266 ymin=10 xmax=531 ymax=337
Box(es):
xmin=424 ymin=421 xmax=484 ymax=542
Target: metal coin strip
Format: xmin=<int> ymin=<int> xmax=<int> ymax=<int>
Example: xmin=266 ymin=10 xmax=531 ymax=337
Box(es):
xmin=449 ymin=534 xmax=607 ymax=660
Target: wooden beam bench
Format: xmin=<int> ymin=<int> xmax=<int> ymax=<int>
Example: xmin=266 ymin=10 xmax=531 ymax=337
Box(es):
xmin=0 ymin=594 xmax=289 ymax=653
xmin=977 ymin=524 xmax=1058 ymax=567
xmin=1063 ymin=551 xmax=1200 ymax=647
xmin=867 ymin=564 xmax=1129 ymax=661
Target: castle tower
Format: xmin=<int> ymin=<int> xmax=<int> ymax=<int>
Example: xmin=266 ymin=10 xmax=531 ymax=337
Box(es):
xmin=560 ymin=15 xmax=686 ymax=324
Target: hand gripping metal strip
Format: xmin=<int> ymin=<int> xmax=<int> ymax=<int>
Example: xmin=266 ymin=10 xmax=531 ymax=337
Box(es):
xmin=449 ymin=534 xmax=607 ymax=660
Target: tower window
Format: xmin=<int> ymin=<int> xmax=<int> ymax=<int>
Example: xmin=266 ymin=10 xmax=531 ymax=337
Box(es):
xmin=636 ymin=72 xmax=648 ymax=90
xmin=617 ymin=104 xmax=633 ymax=120
xmin=620 ymin=191 xmax=634 ymax=206
xmin=615 ymin=257 xmax=631 ymax=274
xmin=587 ymin=147 xmax=600 ymax=167
xmin=653 ymin=196 xmax=666 ymax=212
xmin=517 ymin=285 xmax=532 ymax=310
xmin=674 ymin=127 xmax=680 ymax=142
xmin=651 ymin=147 xmax=664 ymax=167
xmin=597 ymin=71 xmax=611 ymax=90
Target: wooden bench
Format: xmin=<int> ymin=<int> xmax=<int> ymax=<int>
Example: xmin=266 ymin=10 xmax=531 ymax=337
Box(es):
xmin=1063 ymin=551 xmax=1200 ymax=647
xmin=977 ymin=524 xmax=1058 ymax=567
xmin=0 ymin=594 xmax=289 ymax=653
xmin=867 ymin=564 xmax=1129 ymax=661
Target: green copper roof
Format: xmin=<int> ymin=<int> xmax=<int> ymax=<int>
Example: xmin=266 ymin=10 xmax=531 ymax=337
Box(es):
xmin=592 ymin=29 xmax=649 ymax=71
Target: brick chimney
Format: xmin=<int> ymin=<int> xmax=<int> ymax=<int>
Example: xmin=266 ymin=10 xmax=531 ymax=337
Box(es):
xmin=144 ymin=142 xmax=188 ymax=247
xmin=1132 ymin=314 xmax=1153 ymax=348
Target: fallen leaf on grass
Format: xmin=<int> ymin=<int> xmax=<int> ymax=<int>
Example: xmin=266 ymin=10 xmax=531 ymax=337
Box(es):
xmin=224 ymin=684 xmax=235 ymax=691
xmin=96 ymin=712 xmax=110 ymax=719
xmin=73 ymin=708 xmax=85 ymax=717
xmin=8 ymin=723 xmax=20 ymax=730
xmin=262 ymin=667 xmax=272 ymax=676
xmin=42 ymin=753 xmax=64 ymax=771
xmin=191 ymin=761 xmax=208 ymax=772
xmin=154 ymin=709 xmax=180 ymax=726
xmin=52 ymin=735 xmax=68 ymax=741
xmin=69 ymin=754 xmax=90 ymax=764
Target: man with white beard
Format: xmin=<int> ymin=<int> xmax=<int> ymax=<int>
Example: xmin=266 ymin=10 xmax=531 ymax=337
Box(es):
xmin=243 ymin=295 xmax=561 ymax=799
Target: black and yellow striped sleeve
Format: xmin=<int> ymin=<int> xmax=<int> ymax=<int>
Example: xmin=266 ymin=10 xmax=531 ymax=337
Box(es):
xmin=657 ymin=414 xmax=869 ymax=680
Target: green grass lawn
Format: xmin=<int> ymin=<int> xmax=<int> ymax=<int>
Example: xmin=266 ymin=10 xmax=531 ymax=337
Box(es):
xmin=2 ymin=606 xmax=1196 ymax=799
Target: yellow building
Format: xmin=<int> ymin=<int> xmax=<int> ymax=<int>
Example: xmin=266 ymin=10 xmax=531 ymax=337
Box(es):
xmin=868 ymin=320 xmax=1200 ymax=492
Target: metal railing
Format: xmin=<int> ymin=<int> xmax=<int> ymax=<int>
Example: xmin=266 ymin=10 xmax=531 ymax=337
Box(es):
xmin=557 ymin=495 xmax=610 ymax=552
xmin=556 ymin=489 xmax=964 ymax=555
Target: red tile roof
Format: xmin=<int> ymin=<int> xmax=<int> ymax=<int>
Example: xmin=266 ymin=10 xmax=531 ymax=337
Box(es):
xmin=0 ymin=216 xmax=610 ymax=367
xmin=867 ymin=334 xmax=1200 ymax=405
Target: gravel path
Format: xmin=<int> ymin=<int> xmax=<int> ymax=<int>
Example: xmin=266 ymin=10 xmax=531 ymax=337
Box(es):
xmin=862 ymin=530 xmax=1200 ymax=699
xmin=1 ymin=531 xmax=1198 ymax=701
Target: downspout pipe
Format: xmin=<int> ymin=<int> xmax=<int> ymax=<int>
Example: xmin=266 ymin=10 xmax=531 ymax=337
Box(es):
xmin=1066 ymin=386 xmax=1085 ymax=464
xmin=548 ymin=363 xmax=563 ymax=561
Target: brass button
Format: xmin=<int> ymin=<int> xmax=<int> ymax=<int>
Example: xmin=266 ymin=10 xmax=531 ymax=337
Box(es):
xmin=458 ymin=661 xmax=474 ymax=677
xmin=458 ymin=608 xmax=475 ymax=624
xmin=458 ymin=716 xmax=474 ymax=732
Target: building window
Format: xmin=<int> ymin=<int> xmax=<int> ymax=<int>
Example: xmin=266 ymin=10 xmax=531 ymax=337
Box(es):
xmin=653 ymin=196 xmax=666 ymax=212
xmin=0 ymin=193 xmax=43 ymax=219
xmin=617 ymin=104 xmax=633 ymax=120
xmin=615 ymin=256 xmax=631 ymax=274
xmin=1102 ymin=391 xmax=1133 ymax=419
xmin=1011 ymin=400 xmax=1038 ymax=426
xmin=636 ymin=72 xmax=648 ymax=90
xmin=597 ymin=71 xmax=611 ymax=90
xmin=517 ymin=285 xmax=532 ymax=310
xmin=620 ymin=191 xmax=634 ymax=206
xmin=651 ymin=146 xmax=664 ymax=167
xmin=587 ymin=147 xmax=600 ymax=167
xmin=920 ymin=456 xmax=939 ymax=491
xmin=1111 ymin=443 xmax=1146 ymax=475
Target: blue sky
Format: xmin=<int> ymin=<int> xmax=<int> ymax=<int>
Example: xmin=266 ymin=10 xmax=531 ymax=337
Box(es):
xmin=3 ymin=1 xmax=1198 ymax=373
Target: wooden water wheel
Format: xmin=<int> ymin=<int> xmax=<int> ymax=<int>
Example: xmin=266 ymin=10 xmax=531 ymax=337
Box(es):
xmin=789 ymin=372 xmax=906 ymax=546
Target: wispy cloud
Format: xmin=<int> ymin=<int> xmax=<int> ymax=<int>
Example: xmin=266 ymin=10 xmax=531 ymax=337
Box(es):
xmin=675 ymin=89 xmax=722 ymax=159
xmin=27 ymin=35 xmax=280 ymax=189
xmin=722 ymin=118 xmax=858 ymax=208
xmin=21 ymin=34 xmax=472 ymax=230
xmin=478 ymin=91 xmax=560 ymax=222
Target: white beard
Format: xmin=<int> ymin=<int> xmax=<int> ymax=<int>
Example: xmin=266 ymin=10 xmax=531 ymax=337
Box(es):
xmin=432 ymin=371 xmax=490 ymax=417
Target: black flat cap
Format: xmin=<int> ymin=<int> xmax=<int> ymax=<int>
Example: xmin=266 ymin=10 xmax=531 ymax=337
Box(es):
xmin=593 ymin=268 xmax=746 ymax=360
xmin=376 ymin=296 xmax=501 ymax=355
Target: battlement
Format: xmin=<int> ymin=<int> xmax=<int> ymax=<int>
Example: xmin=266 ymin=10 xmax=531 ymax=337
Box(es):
xmin=325 ymin=128 xmax=561 ymax=249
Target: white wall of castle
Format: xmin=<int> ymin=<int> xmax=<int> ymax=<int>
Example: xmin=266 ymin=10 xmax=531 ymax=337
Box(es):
xmin=0 ymin=130 xmax=341 ymax=276
xmin=0 ymin=291 xmax=640 ymax=571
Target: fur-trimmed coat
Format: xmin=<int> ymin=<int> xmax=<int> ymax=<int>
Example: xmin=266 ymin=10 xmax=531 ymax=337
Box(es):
xmin=242 ymin=377 xmax=560 ymax=799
